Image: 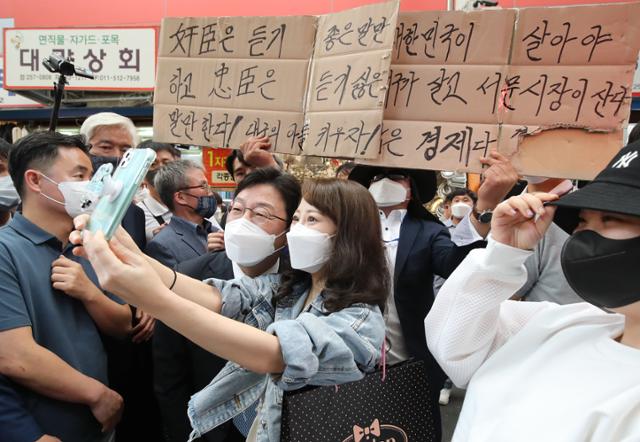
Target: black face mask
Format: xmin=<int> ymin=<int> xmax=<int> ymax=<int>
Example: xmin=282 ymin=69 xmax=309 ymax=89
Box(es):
xmin=561 ymin=230 xmax=640 ymax=308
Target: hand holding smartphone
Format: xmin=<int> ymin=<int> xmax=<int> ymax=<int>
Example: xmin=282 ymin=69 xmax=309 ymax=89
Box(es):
xmin=87 ymin=149 xmax=156 ymax=240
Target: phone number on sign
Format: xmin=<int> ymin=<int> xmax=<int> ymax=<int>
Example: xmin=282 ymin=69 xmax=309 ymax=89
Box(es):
xmin=91 ymin=74 xmax=141 ymax=82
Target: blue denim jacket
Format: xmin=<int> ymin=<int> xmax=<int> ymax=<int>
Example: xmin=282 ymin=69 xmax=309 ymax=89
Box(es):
xmin=187 ymin=274 xmax=385 ymax=442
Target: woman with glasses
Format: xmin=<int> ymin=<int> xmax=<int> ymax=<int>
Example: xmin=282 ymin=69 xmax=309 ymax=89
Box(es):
xmin=71 ymin=176 xmax=389 ymax=442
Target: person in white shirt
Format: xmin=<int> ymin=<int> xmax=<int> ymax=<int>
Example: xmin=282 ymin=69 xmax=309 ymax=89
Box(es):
xmin=425 ymin=141 xmax=640 ymax=441
xmin=134 ymin=141 xmax=181 ymax=241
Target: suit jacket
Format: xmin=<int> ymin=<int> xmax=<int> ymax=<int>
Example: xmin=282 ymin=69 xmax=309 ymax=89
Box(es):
xmin=145 ymin=216 xmax=212 ymax=268
xmin=394 ymin=213 xmax=485 ymax=391
xmin=153 ymin=251 xmax=289 ymax=442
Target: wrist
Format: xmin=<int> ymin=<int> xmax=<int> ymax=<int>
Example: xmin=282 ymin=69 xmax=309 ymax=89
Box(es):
xmin=83 ymin=378 xmax=107 ymax=407
xmin=81 ymin=284 xmax=102 ymax=303
xmin=475 ymin=198 xmax=498 ymax=213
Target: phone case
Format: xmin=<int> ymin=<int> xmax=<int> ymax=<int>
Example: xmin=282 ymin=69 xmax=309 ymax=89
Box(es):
xmin=87 ymin=148 xmax=156 ymax=239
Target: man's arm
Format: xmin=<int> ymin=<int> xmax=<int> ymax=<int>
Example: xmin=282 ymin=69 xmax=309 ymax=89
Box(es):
xmin=239 ymin=136 xmax=279 ymax=169
xmin=51 ymin=256 xmax=131 ymax=338
xmin=0 ymin=327 xmax=123 ymax=431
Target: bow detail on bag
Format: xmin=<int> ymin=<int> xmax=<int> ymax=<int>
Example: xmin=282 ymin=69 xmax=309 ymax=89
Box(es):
xmin=353 ymin=419 xmax=381 ymax=441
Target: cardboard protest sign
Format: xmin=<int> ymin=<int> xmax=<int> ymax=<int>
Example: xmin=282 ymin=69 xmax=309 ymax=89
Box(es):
xmin=154 ymin=3 xmax=640 ymax=179
xmin=302 ymin=1 xmax=399 ymax=159
xmin=154 ymin=3 xmax=399 ymax=159
xmin=154 ymin=15 xmax=317 ymax=154
xmin=363 ymin=3 xmax=640 ymax=180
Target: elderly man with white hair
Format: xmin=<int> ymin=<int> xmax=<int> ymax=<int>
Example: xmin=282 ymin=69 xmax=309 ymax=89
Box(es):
xmin=80 ymin=112 xmax=139 ymax=158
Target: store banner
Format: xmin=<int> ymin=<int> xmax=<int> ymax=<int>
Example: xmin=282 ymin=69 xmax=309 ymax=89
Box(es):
xmin=3 ymin=27 xmax=157 ymax=90
xmin=202 ymin=147 xmax=235 ymax=188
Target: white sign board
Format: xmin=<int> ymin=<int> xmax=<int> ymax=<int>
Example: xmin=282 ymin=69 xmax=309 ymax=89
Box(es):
xmin=3 ymin=27 xmax=157 ymax=91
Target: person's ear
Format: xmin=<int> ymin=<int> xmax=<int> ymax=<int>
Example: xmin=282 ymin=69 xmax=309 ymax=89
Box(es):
xmin=24 ymin=169 xmax=44 ymax=194
xmin=174 ymin=190 xmax=187 ymax=206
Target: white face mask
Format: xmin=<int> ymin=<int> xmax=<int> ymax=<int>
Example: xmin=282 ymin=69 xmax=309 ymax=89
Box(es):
xmin=368 ymin=178 xmax=407 ymax=207
xmin=451 ymin=202 xmax=473 ymax=219
xmin=0 ymin=175 xmax=20 ymax=210
xmin=40 ymin=174 xmax=99 ymax=218
xmin=134 ymin=186 xmax=150 ymax=204
xmin=286 ymin=222 xmax=334 ymax=274
xmin=224 ymin=217 xmax=285 ymax=267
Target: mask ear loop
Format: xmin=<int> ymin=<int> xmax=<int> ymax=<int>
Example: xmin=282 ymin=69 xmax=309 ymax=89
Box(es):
xmin=272 ymin=229 xmax=289 ymax=255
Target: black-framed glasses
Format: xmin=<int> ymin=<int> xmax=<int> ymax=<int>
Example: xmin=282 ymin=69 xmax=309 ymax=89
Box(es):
xmin=228 ymin=202 xmax=287 ymax=226
xmin=179 ymin=182 xmax=211 ymax=193
xmin=371 ymin=173 xmax=408 ymax=183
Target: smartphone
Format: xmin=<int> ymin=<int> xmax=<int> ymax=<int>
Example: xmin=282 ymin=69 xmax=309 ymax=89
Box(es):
xmin=87 ymin=148 xmax=156 ymax=240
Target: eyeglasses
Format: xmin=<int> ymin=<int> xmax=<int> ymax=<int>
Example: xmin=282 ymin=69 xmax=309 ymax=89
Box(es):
xmin=179 ymin=182 xmax=211 ymax=193
xmin=371 ymin=173 xmax=408 ymax=183
xmin=228 ymin=202 xmax=287 ymax=226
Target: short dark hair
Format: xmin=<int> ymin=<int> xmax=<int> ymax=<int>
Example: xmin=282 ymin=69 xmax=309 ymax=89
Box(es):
xmin=444 ymin=188 xmax=477 ymax=204
xmin=0 ymin=139 xmax=12 ymax=161
xmin=137 ymin=140 xmax=181 ymax=158
xmin=225 ymin=148 xmax=283 ymax=178
xmin=9 ymin=132 xmax=89 ymax=197
xmin=225 ymin=150 xmax=248 ymax=178
xmin=234 ymin=167 xmax=301 ymax=224
xmin=154 ymin=159 xmax=202 ymax=211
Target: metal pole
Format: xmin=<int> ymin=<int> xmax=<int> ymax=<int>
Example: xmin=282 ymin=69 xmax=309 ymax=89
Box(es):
xmin=48 ymin=74 xmax=67 ymax=132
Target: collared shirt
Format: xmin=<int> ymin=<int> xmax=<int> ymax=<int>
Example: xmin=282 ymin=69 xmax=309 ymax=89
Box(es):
xmin=0 ymin=214 xmax=114 ymax=441
xmin=378 ymin=209 xmax=411 ymax=365
xmin=137 ymin=196 xmax=172 ymax=242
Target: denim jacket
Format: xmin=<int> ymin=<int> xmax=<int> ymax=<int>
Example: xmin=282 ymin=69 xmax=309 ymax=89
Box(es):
xmin=187 ymin=274 xmax=385 ymax=442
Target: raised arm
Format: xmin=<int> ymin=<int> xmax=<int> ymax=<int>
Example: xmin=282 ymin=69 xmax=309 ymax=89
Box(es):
xmin=425 ymin=192 xmax=561 ymax=387
xmin=71 ymin=217 xmax=223 ymax=313
xmin=76 ymin=228 xmax=285 ymax=374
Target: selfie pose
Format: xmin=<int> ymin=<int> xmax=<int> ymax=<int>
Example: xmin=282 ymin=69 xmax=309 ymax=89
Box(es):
xmin=73 ymin=178 xmax=389 ymax=442
xmin=425 ymin=142 xmax=640 ymax=441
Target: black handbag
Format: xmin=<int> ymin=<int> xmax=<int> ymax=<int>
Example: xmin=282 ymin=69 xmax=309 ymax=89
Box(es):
xmin=281 ymin=360 xmax=439 ymax=442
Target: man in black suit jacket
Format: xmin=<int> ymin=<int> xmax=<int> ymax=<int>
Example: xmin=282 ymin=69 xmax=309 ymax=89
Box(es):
xmin=153 ymin=168 xmax=301 ymax=442
xmin=145 ymin=160 xmax=223 ymax=269
xmin=350 ymin=152 xmax=518 ymax=441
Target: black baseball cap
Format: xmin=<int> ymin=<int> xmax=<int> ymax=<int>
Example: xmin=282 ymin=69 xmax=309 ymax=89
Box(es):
xmin=550 ymin=140 xmax=640 ymax=218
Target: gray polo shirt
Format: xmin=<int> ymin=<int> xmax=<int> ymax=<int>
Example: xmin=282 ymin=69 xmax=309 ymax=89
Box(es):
xmin=0 ymin=213 xmax=115 ymax=441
